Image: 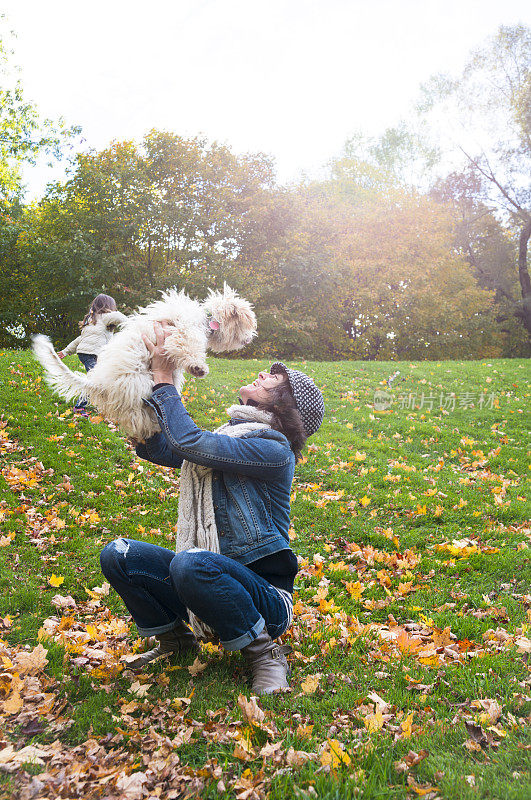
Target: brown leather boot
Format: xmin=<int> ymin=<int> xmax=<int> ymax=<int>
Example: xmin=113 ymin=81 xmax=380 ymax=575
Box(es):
xmin=242 ymin=628 xmax=293 ymax=695
xmin=127 ymin=622 xmax=200 ymax=670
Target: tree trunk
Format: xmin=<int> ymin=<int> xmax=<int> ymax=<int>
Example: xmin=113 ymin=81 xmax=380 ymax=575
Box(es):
xmin=517 ymin=219 xmax=531 ymax=335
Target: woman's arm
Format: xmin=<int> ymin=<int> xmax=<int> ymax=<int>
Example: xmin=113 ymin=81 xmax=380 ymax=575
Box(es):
xmin=142 ymin=323 xmax=293 ymax=480
xmin=135 ymin=433 xmax=184 ymax=469
xmin=145 ymin=385 xmax=292 ymax=479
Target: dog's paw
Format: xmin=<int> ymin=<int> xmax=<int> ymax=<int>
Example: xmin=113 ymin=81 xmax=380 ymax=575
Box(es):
xmin=186 ymin=362 xmax=209 ymax=378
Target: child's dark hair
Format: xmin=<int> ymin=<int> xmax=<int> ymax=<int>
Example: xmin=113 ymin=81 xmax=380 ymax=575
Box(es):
xmin=80 ymin=294 xmax=117 ymax=328
xmin=256 ymin=383 xmax=307 ymax=461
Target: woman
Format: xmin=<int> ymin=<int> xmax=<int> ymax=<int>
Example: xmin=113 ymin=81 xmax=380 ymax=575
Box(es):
xmin=100 ymin=322 xmax=324 ymax=694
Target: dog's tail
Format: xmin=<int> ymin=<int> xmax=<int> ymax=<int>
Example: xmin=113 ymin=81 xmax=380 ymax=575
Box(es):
xmin=31 ymin=335 xmax=90 ymax=402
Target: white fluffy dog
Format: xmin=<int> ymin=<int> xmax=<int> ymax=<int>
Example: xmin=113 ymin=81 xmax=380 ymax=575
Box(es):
xmin=32 ymin=285 xmax=256 ymax=440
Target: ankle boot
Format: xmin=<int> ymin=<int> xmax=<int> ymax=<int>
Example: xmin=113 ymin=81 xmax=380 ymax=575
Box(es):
xmin=241 ymin=628 xmax=293 ymax=695
xmin=127 ymin=621 xmax=200 ymax=670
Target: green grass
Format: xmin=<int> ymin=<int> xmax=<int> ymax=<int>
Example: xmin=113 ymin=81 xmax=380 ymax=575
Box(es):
xmin=0 ymin=352 xmax=530 ymax=799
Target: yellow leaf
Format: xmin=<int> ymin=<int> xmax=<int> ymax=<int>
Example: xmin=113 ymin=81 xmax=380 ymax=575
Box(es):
xmin=354 ymin=451 xmax=367 ymax=461
xmin=401 ymin=712 xmax=414 ymax=738
xmin=1 ymin=689 xmax=23 ymax=715
xmin=48 ymin=574 xmax=64 ymax=587
xmin=301 ymin=674 xmax=321 ymax=694
xmin=321 ymin=738 xmax=351 ymax=768
xmin=364 ymin=711 xmax=384 ymax=733
xmin=360 ymin=495 xmax=371 ymax=507
xmin=345 ymin=581 xmax=364 ymax=600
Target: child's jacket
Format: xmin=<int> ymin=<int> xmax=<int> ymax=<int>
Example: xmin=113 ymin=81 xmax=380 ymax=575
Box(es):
xmin=62 ymin=311 xmax=127 ymax=356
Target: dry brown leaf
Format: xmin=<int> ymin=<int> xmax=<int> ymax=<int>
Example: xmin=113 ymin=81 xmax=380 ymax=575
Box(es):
xmin=515 ymin=636 xmax=531 ymax=653
xmin=1 ymin=688 xmax=23 ymax=715
xmin=187 ymin=657 xmax=208 ymax=676
xmin=0 ymin=744 xmax=48 ymax=773
xmin=471 ymin=698 xmax=502 ymax=724
xmin=464 ymin=720 xmax=491 ymax=749
xmin=238 ymin=693 xmax=266 ymax=726
xmin=121 ymin=700 xmax=140 ymax=714
xmin=233 ymin=743 xmax=255 ymax=761
xmin=13 ymin=644 xmax=48 ymax=676
xmin=51 ymin=594 xmax=77 ymax=610
xmin=259 ymin=741 xmax=283 ymax=758
xmin=286 ymin=746 xmax=314 ymax=767
xmin=115 ymin=770 xmax=148 ymax=799
xmin=128 ymin=680 xmax=151 ymax=697
xmin=367 ymin=691 xmax=389 ymax=714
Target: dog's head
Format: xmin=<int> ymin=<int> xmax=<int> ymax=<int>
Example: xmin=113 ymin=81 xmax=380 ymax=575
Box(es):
xmin=202 ymin=284 xmax=257 ymax=353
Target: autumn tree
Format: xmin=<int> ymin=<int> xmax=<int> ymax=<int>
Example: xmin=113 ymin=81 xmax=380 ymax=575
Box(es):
xmin=4 ymin=132 xmax=276 ymax=345
xmin=430 ymin=169 xmax=527 ymax=356
xmin=418 ymin=24 xmax=531 ymax=341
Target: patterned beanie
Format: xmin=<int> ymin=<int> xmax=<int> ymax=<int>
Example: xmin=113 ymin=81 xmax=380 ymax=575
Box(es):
xmin=270 ymin=362 xmax=325 ymax=437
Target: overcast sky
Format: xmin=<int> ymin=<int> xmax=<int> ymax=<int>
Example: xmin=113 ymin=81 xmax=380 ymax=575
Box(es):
xmin=2 ymin=0 xmax=530 ymax=196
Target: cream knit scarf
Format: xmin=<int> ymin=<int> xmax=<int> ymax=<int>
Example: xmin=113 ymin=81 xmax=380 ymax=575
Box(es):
xmin=175 ymin=404 xmax=273 ymax=640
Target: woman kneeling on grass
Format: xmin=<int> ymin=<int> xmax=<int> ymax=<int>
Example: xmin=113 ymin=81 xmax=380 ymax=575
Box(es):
xmin=100 ymin=322 xmax=324 ymax=694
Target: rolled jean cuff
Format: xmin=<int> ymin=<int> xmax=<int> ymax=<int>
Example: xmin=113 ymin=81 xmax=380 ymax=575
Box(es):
xmin=220 ymin=616 xmax=265 ymax=652
xmin=136 ymin=618 xmax=180 ymax=637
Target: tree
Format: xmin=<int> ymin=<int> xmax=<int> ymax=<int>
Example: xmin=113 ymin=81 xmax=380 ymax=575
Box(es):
xmin=0 ymin=21 xmax=79 ymax=207
xmin=418 ymin=25 xmax=531 ymax=340
xmin=430 ymin=169 xmax=528 ymax=356
xmin=2 ymin=132 xmax=277 ymax=345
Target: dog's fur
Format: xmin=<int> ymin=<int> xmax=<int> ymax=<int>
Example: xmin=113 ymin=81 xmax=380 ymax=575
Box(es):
xmin=32 ymin=285 xmax=256 ymax=440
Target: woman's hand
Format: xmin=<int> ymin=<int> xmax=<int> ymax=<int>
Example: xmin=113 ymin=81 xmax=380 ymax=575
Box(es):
xmin=57 ymin=351 xmax=65 ymax=359
xmin=142 ymin=321 xmax=175 ymax=385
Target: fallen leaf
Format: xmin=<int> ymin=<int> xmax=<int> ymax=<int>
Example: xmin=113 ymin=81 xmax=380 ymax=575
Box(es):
xmin=364 ymin=711 xmax=384 ymax=733
xmin=238 ymin=693 xmax=265 ymax=726
xmin=401 ymin=712 xmax=414 ymax=739
xmin=0 ymin=745 xmax=47 ymax=772
xmin=13 ymin=644 xmax=48 ymax=676
xmin=286 ymin=747 xmax=314 ymax=767
xmin=300 ymin=673 xmax=321 ymax=694
xmin=115 ymin=770 xmax=148 ymax=799
xmin=128 ymin=680 xmax=151 ymax=698
xmin=187 ymin=657 xmax=208 ymax=676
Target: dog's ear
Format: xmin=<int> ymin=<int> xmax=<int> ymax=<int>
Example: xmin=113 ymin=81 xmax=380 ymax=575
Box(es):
xmin=222 ymin=302 xmax=238 ymax=318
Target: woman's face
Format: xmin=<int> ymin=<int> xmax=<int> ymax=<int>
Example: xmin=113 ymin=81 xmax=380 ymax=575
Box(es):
xmin=239 ymin=370 xmax=287 ymax=404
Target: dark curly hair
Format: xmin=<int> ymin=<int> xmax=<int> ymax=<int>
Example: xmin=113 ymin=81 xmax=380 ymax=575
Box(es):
xmin=255 ymin=383 xmax=307 ymax=461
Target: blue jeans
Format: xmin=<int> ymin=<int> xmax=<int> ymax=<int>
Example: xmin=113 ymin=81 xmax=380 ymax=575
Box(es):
xmin=75 ymin=353 xmax=97 ymax=409
xmin=99 ymin=539 xmax=291 ymax=650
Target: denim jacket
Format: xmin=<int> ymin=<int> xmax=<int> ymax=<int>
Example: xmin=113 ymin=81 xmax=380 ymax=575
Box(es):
xmin=135 ymin=385 xmax=296 ymax=566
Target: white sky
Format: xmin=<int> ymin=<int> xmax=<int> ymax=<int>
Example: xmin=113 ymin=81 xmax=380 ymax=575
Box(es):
xmin=2 ymin=0 xmax=530 ymax=197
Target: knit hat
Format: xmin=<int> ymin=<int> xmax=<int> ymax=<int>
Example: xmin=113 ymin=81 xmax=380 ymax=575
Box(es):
xmin=270 ymin=362 xmax=325 ymax=437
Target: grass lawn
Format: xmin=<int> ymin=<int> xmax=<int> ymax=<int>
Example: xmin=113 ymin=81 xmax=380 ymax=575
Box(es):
xmin=0 ymin=351 xmax=529 ymax=799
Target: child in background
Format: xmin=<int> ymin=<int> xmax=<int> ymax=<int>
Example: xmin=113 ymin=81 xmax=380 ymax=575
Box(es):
xmin=58 ymin=294 xmax=127 ymax=417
